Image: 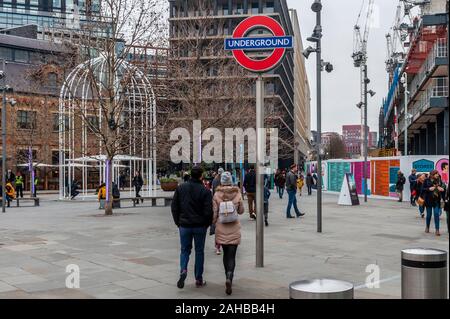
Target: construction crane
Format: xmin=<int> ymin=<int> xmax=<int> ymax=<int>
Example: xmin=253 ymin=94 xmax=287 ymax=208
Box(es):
xmin=352 ymin=0 xmax=374 ymax=159
xmin=385 ymin=0 xmax=431 ymax=74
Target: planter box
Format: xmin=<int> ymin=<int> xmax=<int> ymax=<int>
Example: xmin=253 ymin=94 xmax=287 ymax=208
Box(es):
xmin=161 ymin=181 xmax=178 ymax=192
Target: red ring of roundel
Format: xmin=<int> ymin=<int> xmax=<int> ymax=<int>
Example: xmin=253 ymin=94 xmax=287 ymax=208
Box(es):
xmin=232 ymin=15 xmax=286 ymax=73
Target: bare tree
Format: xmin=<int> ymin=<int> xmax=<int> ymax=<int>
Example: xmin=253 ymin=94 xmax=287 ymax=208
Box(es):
xmin=324 ymin=136 xmax=347 ymax=160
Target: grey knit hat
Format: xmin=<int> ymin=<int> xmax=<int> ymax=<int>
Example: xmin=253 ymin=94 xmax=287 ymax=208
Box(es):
xmin=218 ymin=167 xmax=225 ymax=175
xmin=220 ymin=172 xmax=232 ymax=186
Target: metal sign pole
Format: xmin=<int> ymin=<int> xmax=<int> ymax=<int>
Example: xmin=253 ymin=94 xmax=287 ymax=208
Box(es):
xmin=256 ymin=74 xmax=265 ymax=268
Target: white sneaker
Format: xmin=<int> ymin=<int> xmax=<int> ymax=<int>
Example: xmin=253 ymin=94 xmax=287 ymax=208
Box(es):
xmin=215 ymin=249 xmax=221 ymax=255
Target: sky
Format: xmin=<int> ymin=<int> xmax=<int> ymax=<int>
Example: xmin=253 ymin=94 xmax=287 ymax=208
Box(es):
xmin=288 ymin=0 xmax=401 ymax=135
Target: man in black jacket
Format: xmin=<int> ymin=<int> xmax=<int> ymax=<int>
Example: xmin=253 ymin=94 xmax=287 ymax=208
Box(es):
xmin=171 ymin=166 xmax=213 ymax=289
xmin=243 ymin=166 xmax=257 ymax=220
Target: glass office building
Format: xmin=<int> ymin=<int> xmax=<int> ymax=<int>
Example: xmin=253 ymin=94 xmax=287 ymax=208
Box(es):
xmin=0 ymin=0 xmax=100 ymax=33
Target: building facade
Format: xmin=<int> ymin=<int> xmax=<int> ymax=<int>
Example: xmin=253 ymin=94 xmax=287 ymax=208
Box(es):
xmin=168 ymin=0 xmax=311 ymax=168
xmin=380 ymin=0 xmax=448 ymax=156
xmin=321 ymin=132 xmax=341 ymax=148
xmin=342 ymin=125 xmax=376 ymax=158
xmin=0 ymin=0 xmax=100 ymax=38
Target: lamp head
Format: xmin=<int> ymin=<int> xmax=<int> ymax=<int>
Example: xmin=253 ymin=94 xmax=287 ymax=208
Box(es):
xmin=368 ymin=90 xmax=376 ymax=97
xmin=324 ymin=62 xmax=334 ymax=73
xmin=302 ymin=46 xmax=316 ymax=59
xmin=8 ymin=98 xmax=17 ymax=107
xmin=356 ymin=102 xmax=364 ymax=109
xmin=311 ymin=0 xmax=322 ymax=12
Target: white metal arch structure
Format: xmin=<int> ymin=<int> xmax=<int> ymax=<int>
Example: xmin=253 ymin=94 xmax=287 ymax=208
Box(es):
xmin=58 ymin=53 xmax=157 ymax=199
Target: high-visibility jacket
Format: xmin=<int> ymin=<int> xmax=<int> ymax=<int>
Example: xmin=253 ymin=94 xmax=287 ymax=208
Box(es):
xmin=15 ymin=176 xmax=24 ymax=186
xmin=98 ymin=185 xmax=106 ymax=200
xmin=5 ymin=183 xmax=15 ymax=199
xmin=297 ymin=178 xmax=304 ymax=191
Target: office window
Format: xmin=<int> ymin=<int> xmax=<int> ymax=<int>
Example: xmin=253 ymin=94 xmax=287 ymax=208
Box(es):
xmin=17 ymin=149 xmax=37 ymax=162
xmin=52 ymin=151 xmax=60 ymax=165
xmin=14 ymin=49 xmax=30 ymax=63
xmin=251 ymin=1 xmax=259 ymax=14
xmin=264 ymin=1 xmax=275 ymax=13
xmin=17 ymin=110 xmax=37 ymax=130
xmin=87 ymin=116 xmax=99 ymax=132
xmin=48 ymin=72 xmax=58 ymax=88
xmin=0 ymin=47 xmax=12 ymax=60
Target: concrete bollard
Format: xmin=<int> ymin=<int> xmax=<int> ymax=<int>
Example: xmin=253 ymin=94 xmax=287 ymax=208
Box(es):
xmin=289 ymin=279 xmax=354 ymax=299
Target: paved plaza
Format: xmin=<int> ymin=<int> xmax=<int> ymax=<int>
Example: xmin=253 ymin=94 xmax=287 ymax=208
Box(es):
xmin=0 ymin=191 xmax=448 ymax=299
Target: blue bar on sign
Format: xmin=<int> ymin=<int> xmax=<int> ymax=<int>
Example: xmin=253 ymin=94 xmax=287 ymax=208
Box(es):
xmin=224 ymin=36 xmax=293 ymax=51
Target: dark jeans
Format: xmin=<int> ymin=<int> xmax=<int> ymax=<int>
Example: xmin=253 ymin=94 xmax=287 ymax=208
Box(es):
xmin=278 ymin=187 xmax=284 ymax=199
xmin=135 ymin=186 xmax=142 ymax=197
xmin=264 ymin=202 xmax=269 ymax=221
xmin=425 ymin=205 xmax=440 ymax=230
xmin=16 ymin=185 xmax=24 ymax=198
xmin=179 ymin=226 xmax=208 ymax=280
xmin=71 ymin=190 xmax=79 ymax=199
xmin=307 ymin=185 xmax=312 ymax=195
xmin=222 ymin=244 xmax=238 ymax=275
xmin=286 ymin=189 xmax=301 ymax=217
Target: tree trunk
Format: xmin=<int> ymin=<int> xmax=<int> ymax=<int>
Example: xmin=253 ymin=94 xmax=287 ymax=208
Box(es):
xmin=105 ymin=158 xmax=113 ymax=216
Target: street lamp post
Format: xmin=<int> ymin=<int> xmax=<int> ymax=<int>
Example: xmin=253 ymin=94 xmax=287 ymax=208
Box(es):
xmin=363 ymin=66 xmax=369 ymax=203
xmin=1 ymin=60 xmax=16 ymax=213
xmin=1 ymin=60 xmax=6 ymax=213
xmin=402 ymin=72 xmax=408 ymax=156
xmin=303 ymin=0 xmax=333 ymax=233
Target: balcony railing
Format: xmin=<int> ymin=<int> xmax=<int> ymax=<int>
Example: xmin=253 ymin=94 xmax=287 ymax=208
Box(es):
xmin=410 ymin=76 xmax=449 ymax=121
xmin=409 ymin=38 xmax=448 ymax=99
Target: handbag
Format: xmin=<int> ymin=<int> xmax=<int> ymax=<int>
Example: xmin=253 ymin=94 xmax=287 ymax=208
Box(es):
xmin=218 ymin=201 xmax=238 ymax=224
xmin=416 ymin=197 xmax=425 ymax=207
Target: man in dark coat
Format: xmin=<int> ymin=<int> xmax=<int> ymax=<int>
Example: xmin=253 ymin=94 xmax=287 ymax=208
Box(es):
xmin=171 ymin=166 xmax=213 ymax=289
xmin=243 ymin=167 xmax=257 ymax=220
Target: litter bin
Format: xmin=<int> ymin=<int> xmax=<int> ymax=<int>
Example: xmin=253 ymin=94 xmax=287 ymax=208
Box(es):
xmin=401 ymin=248 xmax=448 ymax=299
xmin=289 ymin=279 xmax=354 ymax=299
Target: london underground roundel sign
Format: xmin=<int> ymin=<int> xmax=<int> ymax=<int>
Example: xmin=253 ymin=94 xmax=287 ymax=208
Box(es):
xmin=225 ymin=15 xmax=293 ymax=73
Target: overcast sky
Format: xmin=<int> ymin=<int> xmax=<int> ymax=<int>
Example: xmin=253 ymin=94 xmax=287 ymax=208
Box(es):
xmin=288 ymin=0 xmax=400 ymax=135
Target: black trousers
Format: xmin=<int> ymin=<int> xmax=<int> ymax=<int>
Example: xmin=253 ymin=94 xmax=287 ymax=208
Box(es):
xmin=135 ymin=185 xmax=142 ymax=197
xmin=16 ymin=185 xmax=24 ymax=198
xmin=307 ymin=185 xmax=312 ymax=195
xmin=222 ymin=245 xmax=238 ymax=275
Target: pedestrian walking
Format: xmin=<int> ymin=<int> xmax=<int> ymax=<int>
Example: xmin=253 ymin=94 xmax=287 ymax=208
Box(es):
xmin=70 ymin=179 xmax=80 ymax=200
xmin=444 ymin=185 xmax=449 ymax=233
xmin=306 ymin=172 xmax=313 ymax=195
xmin=243 ymin=166 xmax=256 ymax=220
xmin=420 ymin=170 xmax=446 ymax=236
xmin=212 ymin=167 xmax=224 ymax=195
xmin=119 ymin=172 xmax=126 ymax=191
xmin=5 ymin=181 xmax=15 ymax=207
xmin=297 ymin=174 xmax=304 ymax=197
xmin=396 ymin=171 xmax=406 ymax=202
xmin=171 ymin=166 xmax=213 ymax=289
xmin=264 ymin=182 xmax=270 ymax=227
xmin=286 ymin=164 xmax=305 ymax=218
xmin=408 ymin=169 xmax=417 ymax=206
xmin=6 ymin=169 xmax=15 ymax=184
xmin=33 ymin=176 xmax=39 ymax=197
xmin=212 ymin=172 xmax=244 ymax=295
xmin=14 ymin=172 xmax=24 ymax=198
xmin=413 ymin=173 xmax=426 ymax=218
xmin=274 ymin=169 xmax=281 ymax=196
xmin=275 ymin=170 xmax=286 ymax=199
xmin=132 ymin=171 xmax=144 ymax=200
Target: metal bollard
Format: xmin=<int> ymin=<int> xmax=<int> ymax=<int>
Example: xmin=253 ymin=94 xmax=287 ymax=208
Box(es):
xmin=289 ymin=279 xmax=354 ymax=299
xmin=401 ymin=248 xmax=448 ymax=299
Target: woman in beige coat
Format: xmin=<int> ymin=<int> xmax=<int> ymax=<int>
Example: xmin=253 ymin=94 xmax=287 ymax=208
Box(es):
xmin=212 ymin=172 xmax=245 ymax=295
